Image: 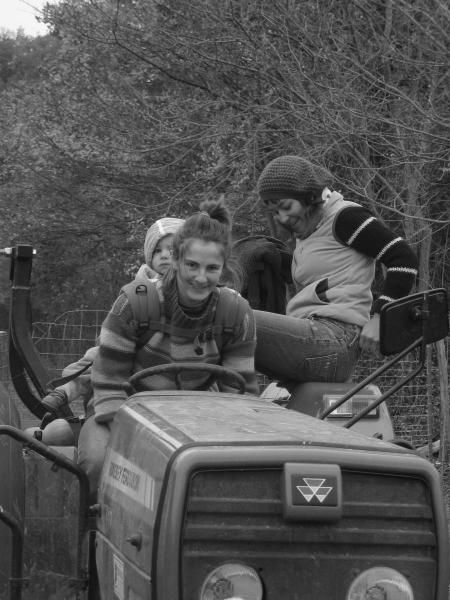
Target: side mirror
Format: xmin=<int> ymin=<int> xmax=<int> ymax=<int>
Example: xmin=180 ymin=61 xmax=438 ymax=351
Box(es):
xmin=379 ymin=288 xmax=448 ymax=355
xmin=321 ymin=289 xmax=448 ymax=427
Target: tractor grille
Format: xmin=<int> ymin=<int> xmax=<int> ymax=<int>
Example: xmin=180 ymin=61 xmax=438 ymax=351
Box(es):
xmin=181 ymin=468 xmax=437 ymax=600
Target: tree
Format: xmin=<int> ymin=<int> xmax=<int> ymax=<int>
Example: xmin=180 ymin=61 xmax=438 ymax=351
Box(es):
xmin=0 ymin=0 xmax=448 ymax=320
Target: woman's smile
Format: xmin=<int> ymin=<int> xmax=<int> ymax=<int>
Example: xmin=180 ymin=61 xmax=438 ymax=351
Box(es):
xmin=174 ymin=239 xmax=224 ymax=306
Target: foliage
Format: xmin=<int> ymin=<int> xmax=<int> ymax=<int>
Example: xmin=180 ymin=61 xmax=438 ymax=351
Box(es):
xmin=0 ymin=0 xmax=448 ymax=321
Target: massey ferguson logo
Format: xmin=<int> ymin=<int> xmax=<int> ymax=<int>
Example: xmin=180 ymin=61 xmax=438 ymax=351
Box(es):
xmin=296 ymin=478 xmax=333 ymax=503
xmin=291 ymin=474 xmax=338 ymax=506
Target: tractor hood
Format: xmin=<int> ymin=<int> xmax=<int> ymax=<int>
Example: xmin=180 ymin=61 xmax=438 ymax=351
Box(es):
xmin=119 ymin=391 xmax=403 ymax=453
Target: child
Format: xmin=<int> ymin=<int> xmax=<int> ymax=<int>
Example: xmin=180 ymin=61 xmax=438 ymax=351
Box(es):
xmin=40 ymin=217 xmax=185 ymax=418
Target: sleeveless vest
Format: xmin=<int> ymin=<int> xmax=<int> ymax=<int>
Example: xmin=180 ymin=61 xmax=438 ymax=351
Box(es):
xmin=286 ymin=193 xmax=375 ymax=326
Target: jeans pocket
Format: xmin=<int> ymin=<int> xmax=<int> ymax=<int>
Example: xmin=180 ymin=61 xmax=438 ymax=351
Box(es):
xmin=301 ymin=353 xmax=338 ymax=382
xmin=347 ymin=327 xmax=361 ymax=349
xmin=324 ymin=319 xmax=362 ymax=347
xmin=347 ymin=329 xmax=362 ymax=370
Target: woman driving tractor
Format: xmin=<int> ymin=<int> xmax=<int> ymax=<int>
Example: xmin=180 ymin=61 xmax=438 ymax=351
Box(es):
xmin=79 ymin=198 xmax=258 ymax=498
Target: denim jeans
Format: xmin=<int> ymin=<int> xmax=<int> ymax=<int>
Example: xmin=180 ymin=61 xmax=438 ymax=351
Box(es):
xmin=254 ymin=310 xmax=361 ymax=383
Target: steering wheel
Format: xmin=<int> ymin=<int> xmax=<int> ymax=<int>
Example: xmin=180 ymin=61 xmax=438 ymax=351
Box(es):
xmin=128 ymin=362 xmax=246 ymax=395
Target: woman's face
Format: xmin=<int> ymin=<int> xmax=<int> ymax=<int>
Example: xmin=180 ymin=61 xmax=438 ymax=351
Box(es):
xmin=174 ymin=239 xmax=225 ymax=306
xmin=266 ymin=198 xmax=318 ymax=238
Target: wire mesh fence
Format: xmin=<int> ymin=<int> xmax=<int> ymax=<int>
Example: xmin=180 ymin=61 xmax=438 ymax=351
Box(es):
xmin=0 ymin=310 xmax=108 ymax=425
xmin=31 ymin=309 xmax=108 ymax=376
xmin=354 ymin=353 xmax=444 ymax=449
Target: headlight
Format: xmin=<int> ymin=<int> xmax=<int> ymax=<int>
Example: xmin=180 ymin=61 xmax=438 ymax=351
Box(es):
xmin=347 ymin=566 xmax=414 ymax=599
xmin=199 ymin=563 xmax=263 ymax=600
xmin=324 ymin=393 xmax=379 ymax=418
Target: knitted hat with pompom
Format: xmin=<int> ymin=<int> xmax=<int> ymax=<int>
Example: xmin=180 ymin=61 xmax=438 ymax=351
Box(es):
xmin=144 ymin=217 xmax=185 ymax=266
xmin=258 ymin=155 xmax=333 ymax=204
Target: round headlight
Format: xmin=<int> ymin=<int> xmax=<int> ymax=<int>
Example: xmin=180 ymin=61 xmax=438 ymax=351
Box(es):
xmin=347 ymin=566 xmax=414 ymax=600
xmin=199 ymin=563 xmax=263 ymax=600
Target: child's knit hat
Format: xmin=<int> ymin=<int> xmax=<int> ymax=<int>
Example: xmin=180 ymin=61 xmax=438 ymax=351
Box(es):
xmin=144 ymin=217 xmax=185 ymax=265
xmin=258 ymin=155 xmax=333 ymax=203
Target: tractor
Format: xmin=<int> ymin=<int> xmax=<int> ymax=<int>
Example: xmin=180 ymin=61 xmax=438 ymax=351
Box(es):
xmin=0 ymin=243 xmax=448 ymax=600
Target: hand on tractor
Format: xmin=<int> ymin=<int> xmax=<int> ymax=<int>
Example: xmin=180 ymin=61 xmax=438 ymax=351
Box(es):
xmin=359 ymin=313 xmax=381 ymax=355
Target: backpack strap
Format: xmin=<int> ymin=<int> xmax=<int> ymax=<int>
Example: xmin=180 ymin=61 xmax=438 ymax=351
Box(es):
xmin=121 ymin=278 xmax=163 ymax=348
xmin=122 ymin=279 xmax=214 ymax=348
xmin=210 ymin=286 xmax=243 ymax=347
xmin=122 ymin=279 xmax=243 ymax=351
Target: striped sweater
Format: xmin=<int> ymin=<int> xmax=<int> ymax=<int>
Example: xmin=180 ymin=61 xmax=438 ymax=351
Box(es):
xmin=92 ymin=276 xmax=258 ymax=424
xmin=287 ymin=193 xmax=418 ymax=325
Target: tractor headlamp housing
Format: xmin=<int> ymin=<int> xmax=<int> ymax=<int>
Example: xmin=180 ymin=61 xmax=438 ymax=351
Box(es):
xmin=347 ymin=566 xmax=414 ymax=599
xmin=199 ymin=563 xmax=263 ymax=600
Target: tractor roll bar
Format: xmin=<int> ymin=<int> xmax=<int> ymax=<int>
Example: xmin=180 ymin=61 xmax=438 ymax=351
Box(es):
xmin=0 ymin=501 xmax=26 ymax=600
xmin=0 ymin=425 xmax=90 ymax=597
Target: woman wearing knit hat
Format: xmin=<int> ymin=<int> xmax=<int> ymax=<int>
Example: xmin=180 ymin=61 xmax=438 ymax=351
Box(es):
xmin=78 ymin=198 xmax=258 ymax=498
xmin=255 ymin=154 xmax=418 ymax=385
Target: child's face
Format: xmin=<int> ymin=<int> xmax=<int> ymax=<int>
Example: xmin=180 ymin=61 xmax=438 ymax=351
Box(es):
xmin=151 ymin=234 xmax=174 ymax=275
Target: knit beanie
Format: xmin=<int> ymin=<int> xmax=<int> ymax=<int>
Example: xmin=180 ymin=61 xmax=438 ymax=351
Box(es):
xmin=144 ymin=217 xmax=185 ymax=266
xmin=258 ymin=155 xmax=333 ymax=203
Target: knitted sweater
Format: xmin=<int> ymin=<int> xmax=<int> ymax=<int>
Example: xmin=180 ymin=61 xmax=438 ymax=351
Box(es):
xmin=92 ymin=277 xmax=258 ymax=423
xmin=287 ymin=193 xmax=418 ymax=325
